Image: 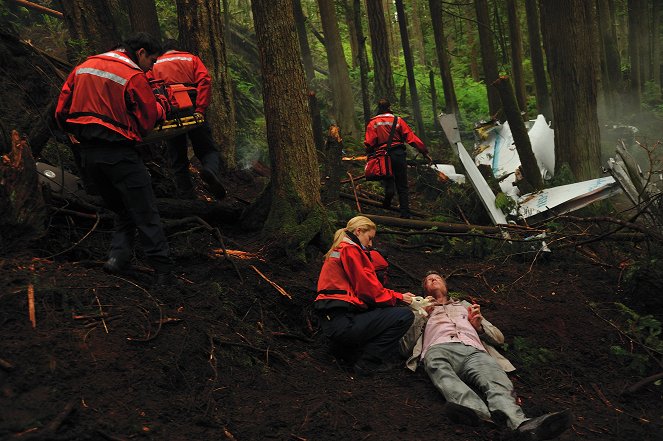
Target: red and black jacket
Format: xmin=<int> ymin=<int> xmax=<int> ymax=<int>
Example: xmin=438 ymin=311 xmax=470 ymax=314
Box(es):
xmin=363 ymin=113 xmax=428 ymax=155
xmin=150 ymin=50 xmax=211 ymax=114
xmin=55 ymin=50 xmax=162 ymax=143
xmin=315 ymin=233 xmax=403 ymax=312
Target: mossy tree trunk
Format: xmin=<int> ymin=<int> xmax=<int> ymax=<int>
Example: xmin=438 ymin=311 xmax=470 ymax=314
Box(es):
xmin=58 ymin=0 xmax=121 ymax=62
xmin=176 ymin=0 xmax=237 ymax=172
xmin=250 ymin=0 xmax=330 ymax=262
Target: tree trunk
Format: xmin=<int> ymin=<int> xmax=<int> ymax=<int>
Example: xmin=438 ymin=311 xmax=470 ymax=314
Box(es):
xmin=293 ymin=0 xmax=325 ymax=151
xmin=409 ymin=0 xmax=427 ymax=66
xmin=429 ymin=0 xmax=459 ymax=116
xmin=293 ymin=0 xmax=315 ymax=85
xmin=506 ymin=0 xmax=527 ymax=114
xmin=492 ymin=76 xmax=543 ymax=190
xmin=58 ymin=0 xmax=121 ymax=61
xmin=540 ymin=0 xmax=602 ymax=181
xmin=524 ymin=0 xmax=551 ymax=120
xmin=0 ymin=130 xmax=47 ymax=250
xmin=354 ymin=0 xmax=372 ymax=124
xmin=395 ymin=0 xmax=426 ymax=145
xmin=383 ymin=0 xmax=399 ymax=60
xmin=366 ymin=0 xmax=396 ymax=102
xmin=176 ymin=0 xmax=237 ymax=172
xmin=318 ymin=0 xmax=358 ymax=140
xmin=320 ymin=125 xmax=343 ymax=204
xmin=627 ymin=0 xmax=642 ymax=110
xmin=474 ymin=0 xmax=501 ymax=117
xmin=249 ymin=0 xmax=329 ymax=261
xmin=342 ymin=0 xmax=360 ymax=69
xmin=597 ymin=0 xmax=623 ymax=117
xmin=124 ymin=0 xmax=161 ymax=39
xmin=652 ymin=0 xmax=661 ymax=98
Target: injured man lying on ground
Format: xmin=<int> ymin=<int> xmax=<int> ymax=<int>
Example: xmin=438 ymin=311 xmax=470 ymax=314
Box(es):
xmin=400 ymin=271 xmax=573 ymax=441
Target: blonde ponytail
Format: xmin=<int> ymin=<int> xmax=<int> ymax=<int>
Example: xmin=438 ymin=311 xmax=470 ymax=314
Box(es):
xmin=324 ymin=216 xmax=377 ymax=258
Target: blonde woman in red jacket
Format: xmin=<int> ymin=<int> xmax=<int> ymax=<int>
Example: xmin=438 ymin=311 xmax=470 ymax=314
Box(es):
xmin=315 ymin=216 xmax=415 ymax=376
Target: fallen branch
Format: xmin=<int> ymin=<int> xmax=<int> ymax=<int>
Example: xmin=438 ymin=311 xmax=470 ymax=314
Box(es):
xmin=213 ymin=338 xmax=288 ymax=365
xmin=250 ymin=265 xmax=292 ymax=299
xmin=346 ymin=172 xmax=362 ymax=213
xmin=0 ymin=357 xmax=14 ymax=371
xmin=623 ymin=372 xmax=663 ymax=395
xmin=12 ymin=399 xmax=77 ymax=440
xmin=163 ymin=216 xmax=243 ymax=282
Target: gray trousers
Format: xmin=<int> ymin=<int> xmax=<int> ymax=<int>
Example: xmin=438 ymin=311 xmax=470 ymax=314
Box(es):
xmin=423 ymin=343 xmax=527 ymax=429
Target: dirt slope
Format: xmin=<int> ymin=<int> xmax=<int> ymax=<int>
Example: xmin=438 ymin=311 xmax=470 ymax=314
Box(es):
xmin=1 ymin=171 xmax=661 ymax=441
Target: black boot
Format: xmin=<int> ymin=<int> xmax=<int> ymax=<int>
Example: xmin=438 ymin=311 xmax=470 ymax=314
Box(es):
xmin=200 ymin=169 xmax=227 ymax=200
xmin=103 ymin=256 xmax=130 ymax=274
xmin=515 ymin=410 xmax=573 ymax=441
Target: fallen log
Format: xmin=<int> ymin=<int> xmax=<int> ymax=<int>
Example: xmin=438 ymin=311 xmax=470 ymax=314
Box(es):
xmin=364 ymin=214 xmax=502 ymax=234
xmin=339 ymin=192 xmax=426 ymax=218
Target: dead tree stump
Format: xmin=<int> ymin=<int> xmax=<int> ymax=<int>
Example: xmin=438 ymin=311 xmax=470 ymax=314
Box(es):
xmin=0 ymin=130 xmax=47 ymax=250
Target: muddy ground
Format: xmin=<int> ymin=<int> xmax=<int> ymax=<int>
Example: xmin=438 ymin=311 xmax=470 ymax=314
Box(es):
xmin=1 ymin=161 xmax=662 ymax=441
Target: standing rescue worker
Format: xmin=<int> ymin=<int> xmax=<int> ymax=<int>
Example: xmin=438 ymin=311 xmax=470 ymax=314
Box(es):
xmin=364 ymin=99 xmax=432 ymax=219
xmin=149 ymin=39 xmax=226 ymax=200
xmin=314 ymin=216 xmax=415 ymax=376
xmin=55 ymin=32 xmax=173 ymax=280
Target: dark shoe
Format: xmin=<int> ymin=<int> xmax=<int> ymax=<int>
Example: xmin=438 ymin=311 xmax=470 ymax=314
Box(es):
xmin=443 ymin=402 xmax=481 ymax=427
xmin=200 ymin=169 xmax=226 ymax=200
xmin=515 ymin=410 xmax=573 ymax=441
xmin=103 ymin=257 xmax=130 ymax=274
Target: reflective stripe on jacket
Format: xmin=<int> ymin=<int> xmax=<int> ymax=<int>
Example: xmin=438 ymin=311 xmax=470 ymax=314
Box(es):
xmin=151 ymin=50 xmax=211 ymax=113
xmin=55 ymin=50 xmax=160 ymax=142
xmin=315 ymin=237 xmax=404 ymax=310
xmin=363 ymin=113 xmax=428 ymax=154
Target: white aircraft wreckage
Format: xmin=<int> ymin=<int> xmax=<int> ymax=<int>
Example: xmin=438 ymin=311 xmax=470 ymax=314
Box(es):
xmin=438 ymin=113 xmax=623 ymax=225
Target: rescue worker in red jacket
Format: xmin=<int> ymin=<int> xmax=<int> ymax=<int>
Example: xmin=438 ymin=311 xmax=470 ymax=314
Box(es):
xmin=55 ymin=32 xmax=173 ymax=280
xmin=149 ymin=39 xmax=226 ymax=200
xmin=315 ymin=216 xmax=415 ymax=376
xmin=364 ymin=99 xmax=432 ymax=219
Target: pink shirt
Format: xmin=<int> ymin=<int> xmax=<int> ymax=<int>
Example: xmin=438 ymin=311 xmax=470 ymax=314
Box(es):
xmin=421 ymin=300 xmax=486 ymax=358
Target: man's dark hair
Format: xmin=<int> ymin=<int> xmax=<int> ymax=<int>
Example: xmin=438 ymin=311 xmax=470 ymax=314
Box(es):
xmin=377 ymin=98 xmax=392 ymax=114
xmin=162 ymin=38 xmax=179 ymax=52
xmin=121 ymin=32 xmax=162 ymax=59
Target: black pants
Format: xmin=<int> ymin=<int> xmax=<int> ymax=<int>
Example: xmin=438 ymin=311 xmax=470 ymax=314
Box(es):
xmin=80 ymin=144 xmax=172 ymax=272
xmin=320 ymin=307 xmax=414 ymax=367
xmin=167 ymin=121 xmax=220 ymax=194
xmin=382 ymin=149 xmax=410 ymax=216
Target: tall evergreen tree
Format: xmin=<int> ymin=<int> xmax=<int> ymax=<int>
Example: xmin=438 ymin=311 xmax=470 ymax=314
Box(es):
xmin=540 ymin=0 xmax=602 ymax=180
xmin=474 ymin=0 xmax=501 ymax=117
xmin=176 ymin=0 xmax=237 ymax=171
xmin=366 ymin=0 xmax=396 ymax=102
xmin=318 ymin=0 xmax=358 ymax=139
xmin=249 ymin=0 xmax=328 ymax=260
xmin=124 ymin=0 xmax=161 ymax=40
xmin=429 ymin=0 xmax=459 ymax=117
xmin=58 ymin=0 xmax=120 ymax=61
xmin=524 ymin=0 xmax=551 ymax=120
xmin=395 ymin=0 xmax=426 ymax=143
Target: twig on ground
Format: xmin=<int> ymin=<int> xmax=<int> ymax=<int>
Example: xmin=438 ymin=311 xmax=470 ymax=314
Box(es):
xmin=346 ymin=172 xmax=362 ymax=213
xmin=44 ymin=213 xmax=100 ymax=259
xmin=250 ymin=265 xmax=292 ymax=299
